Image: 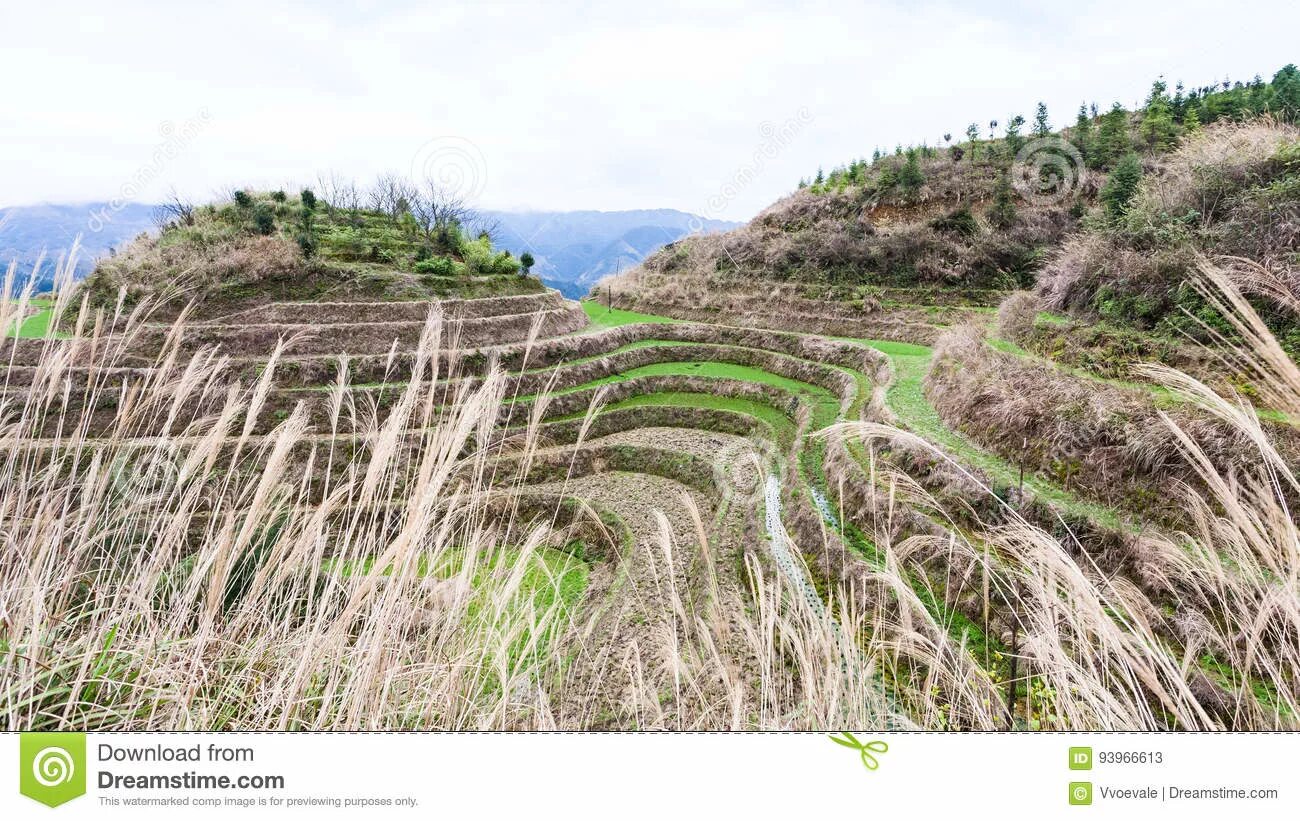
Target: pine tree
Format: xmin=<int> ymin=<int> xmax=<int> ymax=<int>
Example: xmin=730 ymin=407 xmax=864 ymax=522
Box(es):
xmin=1182 ymin=105 xmax=1202 ymax=136
xmin=1005 ymin=115 xmax=1026 ymax=156
xmin=1032 ymin=102 xmax=1051 ymax=136
xmin=898 ymin=149 xmax=925 ymax=195
xmin=1100 ymin=153 xmax=1143 ymax=223
xmin=1273 ymin=64 xmax=1300 ymax=123
xmin=1139 ymin=78 xmax=1177 ymax=151
xmin=1096 ymin=103 xmax=1131 ymax=168
xmin=1074 ymin=103 xmax=1095 ymax=167
xmin=989 ymin=173 xmax=1016 ymax=228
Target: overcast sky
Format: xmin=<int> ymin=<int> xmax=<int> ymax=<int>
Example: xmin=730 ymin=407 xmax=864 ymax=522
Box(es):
xmin=3 ymin=0 xmax=1298 ymax=221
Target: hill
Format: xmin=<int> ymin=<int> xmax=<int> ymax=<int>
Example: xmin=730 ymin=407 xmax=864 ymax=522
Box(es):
xmin=77 ymin=184 xmax=546 ymax=316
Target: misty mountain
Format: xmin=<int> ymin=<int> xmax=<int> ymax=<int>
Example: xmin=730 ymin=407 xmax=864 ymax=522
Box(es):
xmin=484 ymin=209 xmax=740 ymax=298
xmin=0 ymin=202 xmax=157 ymax=289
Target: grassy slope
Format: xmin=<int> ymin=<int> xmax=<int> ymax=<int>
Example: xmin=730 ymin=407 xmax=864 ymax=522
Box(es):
xmin=859 ymin=340 xmax=1131 ymax=531
xmin=575 ymin=298 xmax=1133 ymax=529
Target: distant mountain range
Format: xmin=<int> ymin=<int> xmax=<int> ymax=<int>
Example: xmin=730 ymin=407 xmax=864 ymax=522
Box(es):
xmin=0 ymin=202 xmax=738 ymax=298
xmin=0 ymin=202 xmax=156 ymax=289
xmin=483 ymin=209 xmax=740 ymax=298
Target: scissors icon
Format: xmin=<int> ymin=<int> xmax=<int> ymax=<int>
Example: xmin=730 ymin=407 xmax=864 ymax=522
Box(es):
xmin=828 ymin=732 xmax=889 ymax=770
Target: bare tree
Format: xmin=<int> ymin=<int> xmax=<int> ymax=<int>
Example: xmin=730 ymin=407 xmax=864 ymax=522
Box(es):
xmin=368 ymin=173 xmax=418 ymax=223
xmin=467 ymin=212 xmax=500 ymax=243
xmin=408 ymin=176 xmax=478 ymax=238
xmin=153 ymin=186 xmax=195 ymax=231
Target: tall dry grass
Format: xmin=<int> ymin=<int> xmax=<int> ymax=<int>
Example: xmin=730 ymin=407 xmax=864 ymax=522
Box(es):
xmin=3 ymin=250 xmax=1296 ymax=730
xmin=828 ymin=260 xmax=1300 ymax=729
xmin=0 ymin=254 xmax=901 ymax=731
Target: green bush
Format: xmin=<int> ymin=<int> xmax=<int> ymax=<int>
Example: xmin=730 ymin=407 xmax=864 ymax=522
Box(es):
xmin=414 ymin=256 xmax=456 ymax=276
xmin=296 ymin=232 xmax=317 ymax=258
xmin=492 ymin=251 xmax=521 ymax=276
xmin=300 ymin=188 xmax=317 ymax=210
xmin=1100 ymin=153 xmax=1143 ymax=223
xmin=929 ymin=207 xmax=980 ymax=237
xmin=233 ymin=190 xmax=252 ymax=208
xmin=252 ymin=205 xmax=276 ymax=235
xmin=270 ymin=190 xmax=287 ymax=202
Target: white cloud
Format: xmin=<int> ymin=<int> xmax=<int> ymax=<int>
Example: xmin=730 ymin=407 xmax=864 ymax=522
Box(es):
xmin=2 ymin=0 xmax=1297 ymax=219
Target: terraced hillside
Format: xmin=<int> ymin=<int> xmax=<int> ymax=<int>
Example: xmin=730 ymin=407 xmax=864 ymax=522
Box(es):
xmin=5 ymin=97 xmax=1300 ymax=730
xmin=6 ymin=248 xmax=1297 ymax=730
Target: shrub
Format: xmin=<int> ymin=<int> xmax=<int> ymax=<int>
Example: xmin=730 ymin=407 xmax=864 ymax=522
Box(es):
xmin=492 ymin=251 xmax=521 ymax=276
xmin=413 ymin=256 xmax=456 ymax=276
xmin=300 ymin=188 xmax=317 ymax=210
xmin=296 ymin=232 xmax=317 ymax=259
xmin=270 ymin=190 xmax=287 ymax=203
xmin=520 ymin=251 xmax=535 ymax=274
xmin=996 ymin=291 xmax=1039 ymax=342
xmin=1100 ymin=153 xmax=1143 ymax=223
xmin=929 ymin=207 xmax=979 ymax=237
xmin=252 ymin=205 xmax=276 ymax=236
xmin=233 ymin=190 xmax=252 ymax=208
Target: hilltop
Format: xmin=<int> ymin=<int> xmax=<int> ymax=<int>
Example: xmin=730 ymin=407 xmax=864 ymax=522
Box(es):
xmin=78 ymin=182 xmax=545 ymax=317
xmin=601 ymin=65 xmax=1300 ymax=367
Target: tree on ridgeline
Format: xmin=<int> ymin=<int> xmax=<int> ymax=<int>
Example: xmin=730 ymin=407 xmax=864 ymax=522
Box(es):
xmin=1096 ymin=103 xmax=1131 ymax=168
xmin=1005 ymin=115 xmax=1026 ymax=156
xmin=1140 ymin=78 xmax=1178 ymax=151
xmin=1032 ymin=102 xmax=1051 ymax=136
xmin=1273 ymin=64 xmax=1300 ymax=122
xmin=1074 ymin=103 xmax=1095 ymax=167
xmin=898 ymin=148 xmax=925 ymax=195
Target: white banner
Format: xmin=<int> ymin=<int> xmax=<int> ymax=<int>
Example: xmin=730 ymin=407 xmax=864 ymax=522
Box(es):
xmin=2 ymin=732 xmax=1294 ymax=819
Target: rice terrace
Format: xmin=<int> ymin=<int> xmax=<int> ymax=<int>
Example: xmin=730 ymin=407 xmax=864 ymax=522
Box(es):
xmin=4 ymin=67 xmax=1300 ymax=733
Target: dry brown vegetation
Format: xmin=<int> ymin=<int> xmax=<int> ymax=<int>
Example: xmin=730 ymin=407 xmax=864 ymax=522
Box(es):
xmin=925 ymin=323 xmax=1300 ymax=519
xmin=1038 ymin=119 xmax=1300 ymax=332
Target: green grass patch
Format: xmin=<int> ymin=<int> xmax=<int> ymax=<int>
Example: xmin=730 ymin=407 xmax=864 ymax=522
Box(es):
xmin=580 ymin=300 xmax=682 ymax=329
xmin=8 ymin=307 xmax=57 ymax=338
xmin=861 ymin=340 xmax=1131 ymax=531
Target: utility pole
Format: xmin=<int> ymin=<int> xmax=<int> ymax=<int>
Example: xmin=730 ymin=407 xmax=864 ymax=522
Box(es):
xmin=608 ymin=261 xmax=621 ymax=314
